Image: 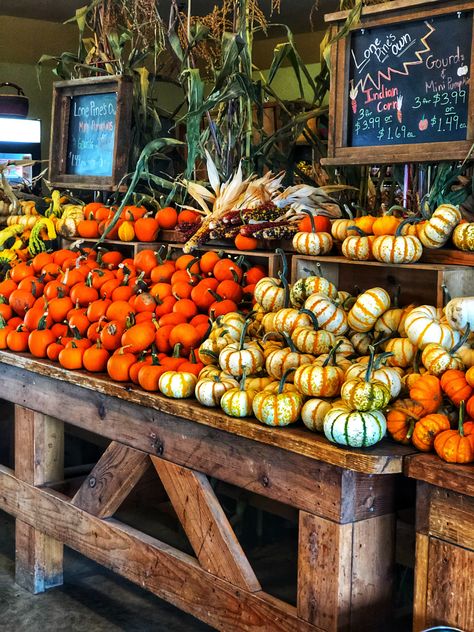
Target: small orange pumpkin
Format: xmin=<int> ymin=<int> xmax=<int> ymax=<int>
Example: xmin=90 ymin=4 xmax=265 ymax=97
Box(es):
xmin=434 ymin=401 xmax=474 ymax=464
xmin=412 ymin=413 xmax=451 ymax=452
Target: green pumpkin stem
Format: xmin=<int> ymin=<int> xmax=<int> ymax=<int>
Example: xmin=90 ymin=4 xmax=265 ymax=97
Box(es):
xmin=347 ymin=225 xmax=367 ymax=237
xmin=239 ymin=319 xmax=250 ymax=351
xmin=406 ymin=419 xmax=415 ymax=441
xmin=281 ymin=332 xmax=297 ymax=353
xmin=172 ymin=343 xmax=182 ymax=358
xmin=458 ymin=400 xmax=466 ymax=436
xmin=373 ymin=351 xmax=394 ymax=371
xmin=323 ymin=339 xmax=343 ymax=367
xmin=276 ymin=248 xmax=288 ymax=283
xmin=37 ymin=311 xmax=49 ymax=331
xmin=395 ymin=216 xmax=421 ymax=237
xmin=279 ymin=367 xmax=296 ymax=394
xmin=412 ymin=349 xmax=422 ymax=375
xmin=365 ymin=345 xmax=377 ymax=382
xmin=299 ymin=308 xmax=319 ymax=330
xmin=240 ymin=369 xmax=248 ymax=392
xmin=451 ymin=323 xmax=471 ymax=355
xmin=0 ymin=315 xmax=6 ymax=328
xmin=441 ymin=283 xmax=452 ymax=305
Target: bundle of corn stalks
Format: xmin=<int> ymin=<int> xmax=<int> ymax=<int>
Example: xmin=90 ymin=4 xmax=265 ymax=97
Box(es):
xmin=181 ymin=153 xmax=353 ymax=252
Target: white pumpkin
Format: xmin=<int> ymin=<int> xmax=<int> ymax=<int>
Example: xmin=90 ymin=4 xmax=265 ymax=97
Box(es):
xmin=444 ymin=297 xmax=474 ymax=332
xmin=301 ymin=398 xmax=332 ymax=432
xmin=292 ymin=231 xmax=333 ymax=255
xmin=195 ymin=375 xmax=239 ymax=407
xmin=347 ymin=287 xmax=391 ymax=333
xmin=418 ymin=204 xmax=462 ymax=249
xmin=405 ymin=305 xmax=460 ymax=350
xmin=323 ymin=406 xmax=387 ymax=448
xmin=344 ymin=362 xmax=402 ymax=399
xmin=304 ymin=293 xmax=348 ymax=335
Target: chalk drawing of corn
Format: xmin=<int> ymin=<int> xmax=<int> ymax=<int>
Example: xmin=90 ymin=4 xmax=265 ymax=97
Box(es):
xmin=350 ymin=81 xmax=358 ymax=114
xmin=397 ymin=95 xmax=403 ymax=123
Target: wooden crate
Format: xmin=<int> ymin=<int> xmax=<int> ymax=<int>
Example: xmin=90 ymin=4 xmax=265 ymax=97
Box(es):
xmin=291 ymin=255 xmax=474 ymax=307
xmin=406 ymin=456 xmax=474 ymax=632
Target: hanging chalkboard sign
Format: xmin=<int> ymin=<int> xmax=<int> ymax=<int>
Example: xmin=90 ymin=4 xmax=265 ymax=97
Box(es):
xmin=323 ymin=0 xmax=474 ymax=165
xmin=49 ymin=76 xmax=133 ymax=190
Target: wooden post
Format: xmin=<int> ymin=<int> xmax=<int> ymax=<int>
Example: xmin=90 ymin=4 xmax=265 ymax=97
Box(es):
xmin=14 ymin=406 xmax=64 ymax=593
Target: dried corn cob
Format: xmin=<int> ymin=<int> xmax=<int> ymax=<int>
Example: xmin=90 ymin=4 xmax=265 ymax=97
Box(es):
xmin=239 ymin=220 xmax=290 ymax=237
xmin=240 ymin=203 xmax=280 ymax=222
xmin=253 ymin=224 xmax=299 ymax=240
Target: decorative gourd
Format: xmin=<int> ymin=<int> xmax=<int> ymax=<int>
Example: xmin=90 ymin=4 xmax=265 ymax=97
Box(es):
xmin=341 ymin=227 xmax=374 ymax=261
xmin=405 ymin=305 xmax=459 ymax=350
xmin=384 ymin=337 xmax=417 ymax=368
xmin=253 ymin=249 xmax=290 ymax=313
xmin=273 ymin=308 xmax=312 ymax=336
xmin=292 ymin=231 xmax=333 ymax=256
xmin=263 ymin=381 xmax=299 ymax=394
xmin=434 ymin=401 xmax=474 ymax=463
xmin=265 ymin=333 xmax=314 ymax=381
xmin=219 ymin=320 xmax=264 ymax=377
xmin=349 ymin=331 xmax=374 ymax=355
xmin=344 ymin=352 xmax=402 ymax=399
xmin=372 ymin=219 xmax=423 ymax=264
xmin=218 ymin=312 xmax=246 ymax=340
xmin=159 ymin=371 xmax=197 ymax=399
xmin=246 ymin=376 xmax=275 ymax=391
xmin=444 ymin=297 xmax=474 ymax=332
xmin=304 ymin=293 xmax=348 ymax=335
xmin=220 ymin=372 xmax=257 ymax=418
xmin=118 ymin=220 xmax=135 ymax=242
xmin=440 ymin=369 xmax=473 ymax=406
xmin=323 ymin=406 xmax=387 ymax=448
xmin=340 ymin=347 xmax=391 ymax=411
xmin=331 ymin=218 xmax=354 ymax=242
xmin=347 ymin=287 xmax=390 ymax=333
xmin=290 ymin=309 xmax=335 ymax=355
xmin=452 ymin=222 xmax=474 ymax=251
xmin=466 ymin=366 xmax=474 ymax=388
xmin=457 ymin=334 xmax=474 ymax=368
xmin=372 ymin=212 xmax=401 ymax=236
xmin=421 ymin=327 xmax=469 ymax=376
xmin=409 ymin=374 xmax=442 ymax=414
xmin=253 ymin=369 xmax=304 ymax=427
xmin=293 ymin=341 xmax=344 ymax=397
xmin=386 ymin=399 xmax=424 ymax=444
xmin=290 ymin=272 xmax=338 ymax=307
xmin=334 ymin=336 xmax=356 ymax=357
xmin=301 ymin=398 xmax=332 ymax=432
xmin=418 ymin=204 xmax=462 ymax=249
xmin=412 ymin=412 xmax=451 ymax=452
xmin=374 ymin=308 xmax=405 ymax=338
xmin=198 ymin=365 xmax=221 ymax=380
xmin=195 ymin=374 xmax=239 ymax=407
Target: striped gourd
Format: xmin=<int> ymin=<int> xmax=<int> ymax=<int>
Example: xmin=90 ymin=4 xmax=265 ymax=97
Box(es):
xmin=292 ymin=231 xmax=333 ymax=255
xmin=301 ymin=398 xmax=332 ymax=432
xmin=347 ymin=287 xmax=390 ymax=333
xmin=304 ymin=293 xmax=348 ymax=335
xmin=418 ymin=204 xmax=461 ymax=249
xmin=405 ymin=305 xmax=459 ymax=350
xmin=384 ymin=337 xmax=417 ymax=368
xmin=290 ymin=275 xmax=338 ymax=307
xmin=372 ymin=234 xmax=422 ymax=264
xmin=323 ymin=407 xmax=387 ymax=447
xmin=341 ymin=234 xmax=374 ymax=261
xmin=452 ymin=223 xmax=474 ymax=251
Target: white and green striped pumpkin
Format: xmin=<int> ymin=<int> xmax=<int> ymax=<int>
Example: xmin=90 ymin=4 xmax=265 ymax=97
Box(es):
xmin=323 ymin=406 xmax=387 ymax=448
xmin=340 ymin=347 xmax=391 ymax=411
xmin=347 ymin=287 xmax=390 ymax=333
xmin=344 ymin=354 xmax=402 ymax=399
xmin=293 ymin=341 xmax=345 ymax=397
xmin=219 ymin=320 xmax=264 ymax=377
xmin=220 ymin=373 xmax=257 ymax=418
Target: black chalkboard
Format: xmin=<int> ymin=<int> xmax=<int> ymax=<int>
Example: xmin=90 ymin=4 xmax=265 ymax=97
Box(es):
xmin=66 ymin=92 xmax=117 ymax=176
xmin=347 ymin=10 xmax=472 ymax=148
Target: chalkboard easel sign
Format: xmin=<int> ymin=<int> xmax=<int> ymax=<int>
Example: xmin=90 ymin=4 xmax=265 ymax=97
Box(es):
xmin=323 ymin=0 xmax=474 ymax=165
xmin=49 ymin=76 xmax=133 ymax=190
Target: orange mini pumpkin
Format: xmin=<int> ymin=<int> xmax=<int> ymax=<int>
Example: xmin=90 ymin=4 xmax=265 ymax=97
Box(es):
xmin=434 ymin=401 xmax=474 ymax=464
xmin=412 ymin=413 xmax=451 ymax=452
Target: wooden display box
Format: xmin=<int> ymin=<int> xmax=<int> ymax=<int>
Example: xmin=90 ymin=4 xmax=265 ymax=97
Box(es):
xmin=406 ymin=455 xmax=474 ymax=632
xmin=291 ymin=255 xmax=474 ymax=307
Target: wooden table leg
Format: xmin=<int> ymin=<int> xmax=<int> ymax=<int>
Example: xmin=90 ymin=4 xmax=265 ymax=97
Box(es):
xmin=298 ymin=511 xmax=395 ymax=631
xmin=14 ymin=405 xmax=64 ymax=593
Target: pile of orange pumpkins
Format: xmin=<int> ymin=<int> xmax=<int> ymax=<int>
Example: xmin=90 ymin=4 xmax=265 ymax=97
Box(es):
xmin=76 ymin=202 xmax=201 ymax=242
xmin=0 ymin=245 xmax=266 ymax=395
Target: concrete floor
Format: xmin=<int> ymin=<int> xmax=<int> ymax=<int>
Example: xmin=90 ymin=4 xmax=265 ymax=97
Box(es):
xmin=0 ymin=510 xmax=211 ymax=632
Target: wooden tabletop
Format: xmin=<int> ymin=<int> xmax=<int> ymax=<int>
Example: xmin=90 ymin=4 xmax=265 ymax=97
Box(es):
xmin=405 ymin=453 xmax=474 ymax=497
xmin=0 ymin=351 xmax=415 ymax=475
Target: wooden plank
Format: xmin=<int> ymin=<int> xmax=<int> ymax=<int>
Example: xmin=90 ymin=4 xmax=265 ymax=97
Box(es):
xmin=0 ymin=353 xmax=412 ymax=475
xmin=325 ymin=0 xmax=443 ymax=22
xmin=14 ymin=406 xmax=64 ymax=593
xmin=426 ymin=538 xmax=474 ymax=631
xmin=413 ymin=532 xmax=429 ymax=632
xmin=420 ymin=248 xmax=474 ymax=267
xmin=429 ymin=487 xmax=474 ymax=550
xmin=350 ymin=514 xmax=395 ymax=631
xmin=405 ymin=453 xmax=474 ymax=497
xmin=71 ymin=441 xmax=149 ymax=518
xmin=0 ymin=465 xmax=320 ymax=632
xmin=297 ymin=511 xmax=352 ymax=632
xmin=152 ymin=457 xmax=261 ymax=592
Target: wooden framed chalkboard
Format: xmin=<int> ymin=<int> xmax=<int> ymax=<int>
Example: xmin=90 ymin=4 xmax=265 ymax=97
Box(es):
xmin=49 ymin=76 xmax=133 ymax=190
xmin=323 ymin=0 xmax=474 ymax=165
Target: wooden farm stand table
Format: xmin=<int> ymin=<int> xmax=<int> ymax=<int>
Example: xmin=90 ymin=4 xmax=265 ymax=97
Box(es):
xmin=0 ymin=350 xmax=414 ymax=632
xmin=405 ymin=454 xmax=474 ymax=632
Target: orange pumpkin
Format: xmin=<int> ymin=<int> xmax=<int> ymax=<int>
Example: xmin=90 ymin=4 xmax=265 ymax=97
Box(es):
xmin=134 ymin=217 xmax=160 ymax=242
xmin=121 ymin=321 xmax=156 ymax=353
xmin=58 ymin=343 xmax=84 ymax=370
xmin=409 ymin=374 xmax=442 ymax=414
xmin=434 ymin=401 xmax=474 ymax=464
xmin=107 ymin=348 xmax=136 ymax=381
xmin=412 ymin=413 xmax=451 ymax=452
xmin=440 ymin=369 xmax=473 ymax=407
xmin=77 ymin=219 xmax=100 ymax=239
xmin=83 ymin=341 xmax=110 ymax=373
xmin=155 ymin=206 xmax=178 ymax=229
xmin=386 ymin=399 xmax=424 ymax=444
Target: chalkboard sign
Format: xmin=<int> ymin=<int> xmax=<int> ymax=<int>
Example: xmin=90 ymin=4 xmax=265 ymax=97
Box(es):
xmin=66 ymin=92 xmax=117 ymax=177
xmin=324 ymin=0 xmax=474 ymax=165
xmin=49 ymin=76 xmax=133 ymax=190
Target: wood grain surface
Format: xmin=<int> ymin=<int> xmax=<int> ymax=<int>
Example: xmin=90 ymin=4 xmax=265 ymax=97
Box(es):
xmin=405 ymin=453 xmax=474 ymax=497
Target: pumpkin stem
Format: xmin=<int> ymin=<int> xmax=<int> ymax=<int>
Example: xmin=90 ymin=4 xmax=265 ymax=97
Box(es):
xmin=406 ymin=418 xmax=415 ymax=440
xmin=342 ymin=203 xmax=354 ymax=220
xmin=275 ymin=248 xmax=288 ymax=283
xmin=278 ymin=367 xmax=296 ymax=394
xmin=200 ymin=349 xmax=218 ymax=360
xmin=172 ymin=343 xmax=183 ymax=358
xmin=451 ymin=323 xmax=471 ymax=355
xmin=441 ymin=283 xmax=451 ymax=306
xmin=281 ymin=332 xmax=297 ymax=353
xmin=238 ymin=319 xmax=250 ymax=351
xmin=347 ymin=225 xmax=367 ymax=237
xmin=302 ymin=209 xmax=316 ymax=234
xmin=208 ymin=289 xmax=224 ymax=302
xmin=0 ymin=315 xmax=7 ymax=328
xmin=458 ymin=400 xmax=466 ymax=436
xmin=37 ymin=311 xmax=49 ymax=331
xmin=262 ymin=331 xmax=283 ymax=343
xmin=392 ymin=285 xmax=401 ymax=308
xmin=323 ymin=339 xmax=343 ymax=367
xmin=70 ymin=325 xmax=82 ymax=340
xmin=240 ymin=369 xmax=248 ymax=392
xmin=373 ymin=351 xmax=394 ymax=370
xmin=395 ymin=216 xmax=421 ymax=237
xmin=299 ymin=308 xmax=319 ymax=330
xmin=365 ymin=345 xmax=377 ymax=382
xmin=188 ymin=348 xmax=198 ymax=364
xmin=278 ymin=269 xmax=290 ymax=309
